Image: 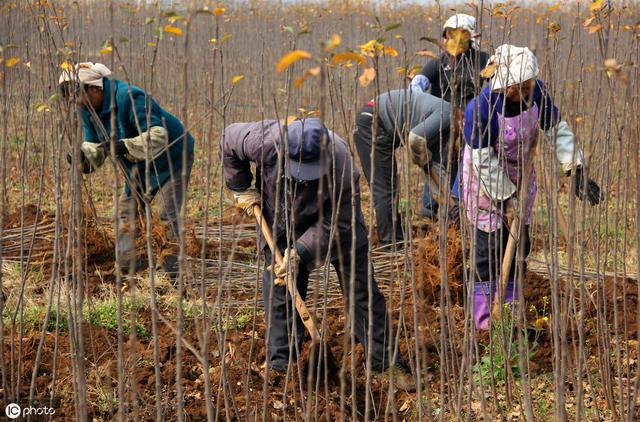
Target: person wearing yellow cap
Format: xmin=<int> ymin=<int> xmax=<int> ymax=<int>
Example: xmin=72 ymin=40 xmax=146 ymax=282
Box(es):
xmin=59 ymin=62 xmax=195 ymax=278
xmin=419 ymin=13 xmax=489 ymax=218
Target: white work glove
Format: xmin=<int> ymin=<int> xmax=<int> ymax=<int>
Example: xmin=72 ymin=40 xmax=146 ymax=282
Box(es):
xmin=233 ymin=187 xmax=261 ymax=217
xmin=267 ymin=248 xmax=300 ymax=283
xmin=408 ymin=131 xmax=432 ymax=167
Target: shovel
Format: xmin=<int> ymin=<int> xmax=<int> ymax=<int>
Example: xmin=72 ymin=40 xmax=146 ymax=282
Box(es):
xmin=491 ymin=139 xmax=538 ymax=321
xmin=252 ymin=204 xmax=339 ymax=375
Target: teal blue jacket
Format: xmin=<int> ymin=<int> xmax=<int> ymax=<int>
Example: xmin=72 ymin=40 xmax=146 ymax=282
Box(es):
xmin=80 ymin=77 xmax=195 ymax=196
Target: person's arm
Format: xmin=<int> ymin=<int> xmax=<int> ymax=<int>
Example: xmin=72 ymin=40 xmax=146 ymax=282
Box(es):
xmin=76 ymin=110 xmax=106 ymax=172
xmin=118 ymin=89 xmax=169 ymax=162
xmin=536 ymin=80 xmax=584 ymax=173
xmin=420 ymin=58 xmax=440 ymax=95
xmin=220 ymin=121 xmax=279 ymax=192
xmin=295 ymin=135 xmax=352 ymax=270
xmin=408 ymin=96 xmax=451 ymax=166
xmin=464 ymin=93 xmax=516 ymax=202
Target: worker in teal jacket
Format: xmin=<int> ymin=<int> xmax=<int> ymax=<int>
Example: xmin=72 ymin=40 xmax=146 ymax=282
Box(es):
xmin=59 ymin=62 xmax=195 ymax=277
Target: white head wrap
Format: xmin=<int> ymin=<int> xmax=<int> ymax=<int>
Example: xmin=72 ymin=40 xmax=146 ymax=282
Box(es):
xmin=58 ymin=62 xmax=112 ymax=89
xmin=488 ymin=44 xmax=539 ymax=91
xmin=442 ymin=13 xmax=480 ymax=49
xmin=410 ymin=75 xmax=430 ymax=93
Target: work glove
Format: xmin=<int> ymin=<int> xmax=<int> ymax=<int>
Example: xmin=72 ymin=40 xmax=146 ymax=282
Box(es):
xmin=408 ymin=131 xmax=432 ymax=167
xmin=570 ymin=166 xmax=603 ymax=206
xmin=267 ymin=248 xmax=300 ymax=283
xmin=503 ymin=196 xmax=519 ymax=224
xmin=104 ymin=140 xmax=129 ymax=159
xmin=233 ymin=186 xmax=261 ymax=218
xmin=66 ymin=149 xmax=95 ymax=174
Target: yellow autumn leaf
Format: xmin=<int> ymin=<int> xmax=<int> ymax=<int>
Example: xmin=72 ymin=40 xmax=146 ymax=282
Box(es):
xmin=286 ymin=115 xmax=297 ymax=125
xmin=275 ymin=50 xmax=312 ymax=73
xmin=231 ymin=74 xmax=244 ymax=84
xmin=164 ymin=25 xmax=183 ymax=36
xmin=147 ymin=42 xmax=157 ymax=47
xmin=549 ymin=22 xmax=561 ymax=33
xmin=480 ymin=62 xmax=497 ymax=79
xmin=324 ymin=33 xmax=341 ymax=51
xmin=590 ymin=0 xmax=604 ymax=12
xmin=358 ymin=67 xmax=376 ymax=87
xmin=99 ymin=46 xmax=113 ymax=55
xmin=416 ymin=50 xmax=438 ymax=59
xmin=213 ymin=7 xmax=225 ymax=16
xmin=445 ymin=28 xmax=470 ymax=56
xmin=219 ymin=34 xmax=232 ymax=43
xmin=60 ymin=60 xmax=73 ymax=71
xmin=332 ymin=51 xmax=366 ymax=65
xmin=6 ymin=57 xmax=21 ymax=67
xmin=209 ymin=38 xmax=217 ymax=43
xmin=548 ymin=3 xmax=561 ymax=12
xmin=384 ymin=46 xmax=398 ymax=57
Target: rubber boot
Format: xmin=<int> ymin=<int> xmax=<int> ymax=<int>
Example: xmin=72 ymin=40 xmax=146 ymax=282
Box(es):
xmin=473 ymin=281 xmax=494 ymax=331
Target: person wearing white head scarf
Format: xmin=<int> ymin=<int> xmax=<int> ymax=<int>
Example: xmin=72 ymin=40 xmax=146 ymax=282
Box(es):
xmin=460 ymin=44 xmax=603 ymax=330
xmin=419 ymin=13 xmax=490 ymax=219
xmin=58 ymin=62 xmax=195 ymax=278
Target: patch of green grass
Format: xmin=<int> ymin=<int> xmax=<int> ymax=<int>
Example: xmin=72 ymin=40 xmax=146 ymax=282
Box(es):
xmin=474 ymin=307 xmax=538 ymax=386
xmin=222 ymin=308 xmax=253 ymax=331
xmin=85 ymin=298 xmax=150 ymax=340
xmin=2 ymin=305 xmax=69 ymax=332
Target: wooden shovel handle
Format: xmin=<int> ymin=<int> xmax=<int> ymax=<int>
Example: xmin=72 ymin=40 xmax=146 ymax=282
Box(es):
xmin=253 ymin=204 xmax=321 ymax=343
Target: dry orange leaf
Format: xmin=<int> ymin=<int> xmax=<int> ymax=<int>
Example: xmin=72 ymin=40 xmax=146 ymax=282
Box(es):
xmin=548 ymin=3 xmax=561 ymax=12
xmin=276 ymin=50 xmax=312 ymax=73
xmin=358 ymin=67 xmax=376 ymax=87
xmin=213 ymin=7 xmax=225 ymax=16
xmin=164 ymin=25 xmax=183 ymax=36
xmin=324 ymin=34 xmax=341 ymax=51
xmin=384 ymin=46 xmax=398 ymax=57
xmin=6 ymin=57 xmax=21 ymax=68
xmin=332 ymin=51 xmax=366 ymax=65
xmin=587 ymin=23 xmax=603 ymax=34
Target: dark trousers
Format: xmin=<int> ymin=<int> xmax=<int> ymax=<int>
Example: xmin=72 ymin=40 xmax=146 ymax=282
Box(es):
xmin=262 ymin=226 xmax=394 ymax=372
xmin=117 ymin=155 xmax=194 ymax=269
xmin=353 ymin=105 xmax=404 ymax=244
xmin=474 ymin=224 xmax=531 ymax=283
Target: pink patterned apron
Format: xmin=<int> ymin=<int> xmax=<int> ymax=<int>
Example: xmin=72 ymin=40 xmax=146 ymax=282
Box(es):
xmin=461 ymin=103 xmax=539 ymax=232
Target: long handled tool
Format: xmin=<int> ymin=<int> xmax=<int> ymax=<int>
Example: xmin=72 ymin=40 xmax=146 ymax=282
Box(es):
xmin=252 ymin=204 xmax=339 ymax=372
xmin=491 ymin=140 xmax=538 ymax=321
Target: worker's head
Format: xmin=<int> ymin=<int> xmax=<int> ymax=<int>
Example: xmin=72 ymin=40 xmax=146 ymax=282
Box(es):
xmin=506 ymin=78 xmax=536 ymax=103
xmin=485 ymin=44 xmax=539 ymax=97
xmin=410 ymin=75 xmax=431 ymax=93
xmin=285 ymin=118 xmax=331 ymax=182
xmin=442 ymin=13 xmax=478 ymax=54
xmin=58 ymin=62 xmax=111 ymax=110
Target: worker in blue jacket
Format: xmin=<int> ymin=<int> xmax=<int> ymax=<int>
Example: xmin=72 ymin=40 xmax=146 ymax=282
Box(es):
xmin=59 ymin=62 xmax=195 ymax=277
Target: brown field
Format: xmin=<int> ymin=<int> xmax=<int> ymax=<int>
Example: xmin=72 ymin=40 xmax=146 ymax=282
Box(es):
xmin=1 ymin=0 xmax=639 ymax=420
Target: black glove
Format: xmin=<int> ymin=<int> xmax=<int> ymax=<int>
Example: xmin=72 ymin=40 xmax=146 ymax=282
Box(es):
xmin=571 ymin=166 xmax=603 ymax=205
xmin=66 ymin=150 xmax=95 ymax=174
xmin=104 ymin=140 xmax=129 ymax=159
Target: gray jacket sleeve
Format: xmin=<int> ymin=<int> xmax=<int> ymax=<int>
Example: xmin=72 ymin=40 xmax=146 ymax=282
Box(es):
xmin=220 ymin=120 xmax=280 ymax=192
xmin=410 ymin=98 xmax=451 ymax=146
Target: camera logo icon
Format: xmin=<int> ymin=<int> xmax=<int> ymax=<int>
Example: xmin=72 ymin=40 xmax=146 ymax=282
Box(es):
xmin=5 ymin=403 xmax=21 ymax=419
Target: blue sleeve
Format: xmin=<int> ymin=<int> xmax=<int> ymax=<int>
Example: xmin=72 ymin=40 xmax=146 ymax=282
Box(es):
xmin=119 ymin=88 xmax=164 ymax=134
xmin=464 ymin=90 xmax=498 ymax=149
xmin=534 ymin=80 xmax=560 ymax=131
xmin=81 ymin=109 xmax=100 ymax=143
